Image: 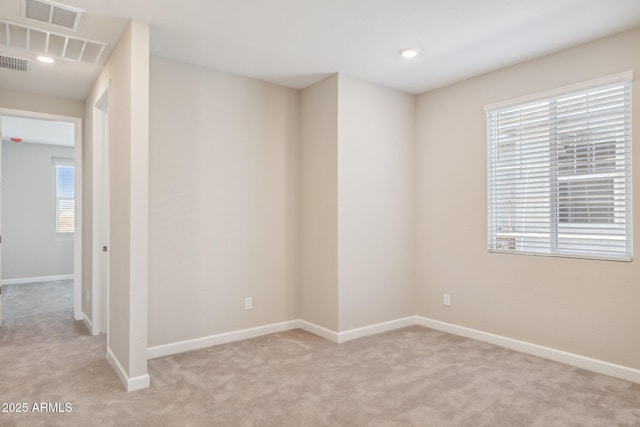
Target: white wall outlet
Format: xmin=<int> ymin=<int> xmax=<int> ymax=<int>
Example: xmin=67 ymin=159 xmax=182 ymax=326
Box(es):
xmin=244 ymin=297 xmax=253 ymax=310
xmin=443 ymin=293 xmax=451 ymax=306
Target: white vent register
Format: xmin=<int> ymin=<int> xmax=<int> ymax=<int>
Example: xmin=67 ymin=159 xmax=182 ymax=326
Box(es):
xmin=0 ymin=55 xmax=32 ymax=72
xmin=0 ymin=20 xmax=107 ymax=64
xmin=21 ymin=0 xmax=84 ymax=31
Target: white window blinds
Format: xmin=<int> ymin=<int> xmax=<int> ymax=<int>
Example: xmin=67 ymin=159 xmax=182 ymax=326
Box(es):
xmin=55 ymin=158 xmax=75 ymax=233
xmin=487 ymin=76 xmax=632 ymax=261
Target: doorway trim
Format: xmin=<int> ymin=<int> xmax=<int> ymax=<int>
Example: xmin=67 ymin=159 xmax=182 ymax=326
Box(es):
xmin=91 ymin=86 xmax=110 ymax=336
xmin=0 ymin=107 xmax=83 ymax=321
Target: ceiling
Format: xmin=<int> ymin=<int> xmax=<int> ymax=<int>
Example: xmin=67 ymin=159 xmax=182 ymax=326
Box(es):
xmin=0 ymin=0 xmax=639 ymax=100
xmin=1 ymin=115 xmax=75 ymax=146
xmin=0 ymin=0 xmax=128 ymax=100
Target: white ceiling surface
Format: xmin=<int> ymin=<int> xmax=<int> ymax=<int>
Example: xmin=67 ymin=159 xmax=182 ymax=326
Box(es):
xmin=1 ymin=115 xmax=74 ymax=146
xmin=1 ymin=0 xmax=640 ymax=99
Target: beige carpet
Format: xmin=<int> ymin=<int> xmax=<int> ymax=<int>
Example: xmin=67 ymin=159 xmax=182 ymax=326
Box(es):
xmin=0 ymin=281 xmax=639 ymax=426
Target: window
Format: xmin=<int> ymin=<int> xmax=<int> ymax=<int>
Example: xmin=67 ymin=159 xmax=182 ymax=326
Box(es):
xmin=486 ymin=74 xmax=632 ymax=261
xmin=55 ymin=158 xmax=75 ymax=233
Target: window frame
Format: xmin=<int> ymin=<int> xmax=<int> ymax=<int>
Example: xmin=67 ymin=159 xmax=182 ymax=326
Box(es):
xmin=485 ymin=72 xmax=633 ymax=262
xmin=54 ymin=157 xmax=75 ymax=234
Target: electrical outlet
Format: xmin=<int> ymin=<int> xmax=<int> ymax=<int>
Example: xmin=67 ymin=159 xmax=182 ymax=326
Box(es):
xmin=244 ymin=297 xmax=253 ymax=310
xmin=443 ymin=293 xmax=451 ymax=306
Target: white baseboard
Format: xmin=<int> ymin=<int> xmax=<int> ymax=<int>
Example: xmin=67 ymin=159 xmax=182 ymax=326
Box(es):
xmin=298 ymin=316 xmax=415 ymax=344
xmin=1 ymin=274 xmax=74 ymax=286
xmin=147 ymin=320 xmax=300 ymax=359
xmin=82 ymin=312 xmax=95 ymax=335
xmin=338 ymin=316 xmax=415 ymax=343
xmin=416 ymin=316 xmax=640 ymax=384
xmin=298 ymin=320 xmax=340 ymax=343
xmin=107 ymin=348 xmax=150 ymax=392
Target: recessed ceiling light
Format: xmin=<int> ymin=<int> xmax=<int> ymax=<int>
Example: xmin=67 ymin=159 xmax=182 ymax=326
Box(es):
xmin=37 ymin=55 xmax=55 ymax=64
xmin=399 ymin=48 xmax=419 ymax=59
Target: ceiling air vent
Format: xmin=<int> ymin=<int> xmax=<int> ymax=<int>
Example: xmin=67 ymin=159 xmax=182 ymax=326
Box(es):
xmin=0 ymin=55 xmax=32 ymax=72
xmin=21 ymin=0 xmax=84 ymax=32
xmin=0 ymin=20 xmax=108 ymax=64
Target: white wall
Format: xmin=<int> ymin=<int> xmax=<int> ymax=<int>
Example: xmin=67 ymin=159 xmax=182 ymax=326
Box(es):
xmin=148 ymin=56 xmax=299 ymax=347
xmin=84 ymin=20 xmax=150 ymax=389
xmin=298 ymin=74 xmax=415 ymax=332
xmin=298 ymin=75 xmax=340 ymax=331
xmin=1 ymin=141 xmax=74 ymax=280
xmin=152 ymin=69 xmax=415 ymax=340
xmin=415 ymin=26 xmax=640 ymax=370
xmin=337 ymin=75 xmax=415 ymax=331
xmin=0 ymin=89 xmax=83 ymax=118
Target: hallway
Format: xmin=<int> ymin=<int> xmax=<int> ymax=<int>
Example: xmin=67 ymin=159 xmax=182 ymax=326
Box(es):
xmin=0 ymin=281 xmax=112 ymax=423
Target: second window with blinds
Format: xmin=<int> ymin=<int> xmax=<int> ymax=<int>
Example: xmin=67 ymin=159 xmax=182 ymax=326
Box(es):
xmin=486 ymin=73 xmax=633 ymax=261
xmin=54 ymin=157 xmax=75 ymax=234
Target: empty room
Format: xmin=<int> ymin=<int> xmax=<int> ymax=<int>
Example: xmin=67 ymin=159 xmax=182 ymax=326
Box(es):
xmin=0 ymin=0 xmax=639 ymax=425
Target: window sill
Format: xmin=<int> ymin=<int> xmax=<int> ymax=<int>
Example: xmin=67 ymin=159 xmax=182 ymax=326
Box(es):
xmin=488 ymin=249 xmax=632 ymax=262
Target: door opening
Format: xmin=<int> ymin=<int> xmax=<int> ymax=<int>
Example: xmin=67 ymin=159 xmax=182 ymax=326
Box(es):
xmin=0 ymin=109 xmax=83 ymax=326
xmin=92 ymin=88 xmax=110 ymax=338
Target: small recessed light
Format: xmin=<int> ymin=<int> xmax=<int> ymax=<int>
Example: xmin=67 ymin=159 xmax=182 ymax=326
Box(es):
xmin=399 ymin=48 xmax=419 ymax=59
xmin=37 ymin=55 xmax=55 ymax=64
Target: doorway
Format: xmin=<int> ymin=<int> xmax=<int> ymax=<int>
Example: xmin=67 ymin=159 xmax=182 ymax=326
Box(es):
xmin=0 ymin=109 xmax=83 ymax=326
xmin=92 ymin=88 xmax=110 ymax=338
